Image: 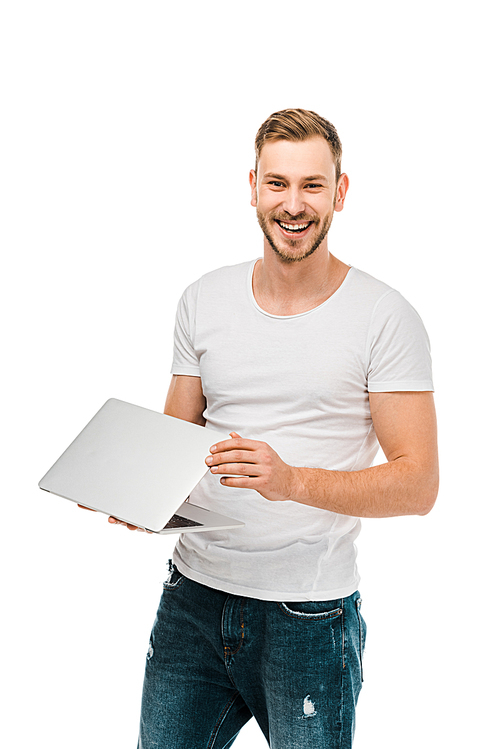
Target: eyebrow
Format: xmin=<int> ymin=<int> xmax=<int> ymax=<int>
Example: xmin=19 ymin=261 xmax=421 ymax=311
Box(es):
xmin=263 ymin=172 xmax=328 ymax=182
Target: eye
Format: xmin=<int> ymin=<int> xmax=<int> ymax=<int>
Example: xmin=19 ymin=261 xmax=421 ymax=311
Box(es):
xmin=268 ymin=181 xmax=285 ymax=188
xmin=305 ymin=183 xmax=322 ymax=189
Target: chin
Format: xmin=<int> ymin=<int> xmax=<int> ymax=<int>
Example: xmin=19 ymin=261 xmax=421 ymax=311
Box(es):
xmin=258 ymin=211 xmax=333 ymax=264
xmin=266 ymin=227 xmax=325 ymax=264
xmin=270 ymin=243 xmax=320 ymax=264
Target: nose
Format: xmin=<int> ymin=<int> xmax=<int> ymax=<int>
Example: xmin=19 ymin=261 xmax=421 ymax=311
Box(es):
xmin=281 ymin=187 xmax=306 ymax=217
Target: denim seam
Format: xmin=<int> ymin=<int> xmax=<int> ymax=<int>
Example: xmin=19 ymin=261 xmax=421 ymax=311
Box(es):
xmin=339 ymin=662 xmax=345 ymax=746
xmin=341 ymin=598 xmax=345 ymax=670
xmin=239 ymin=600 xmax=245 ymax=649
xmin=225 ymin=600 xmax=245 ymax=658
xmin=339 ymin=598 xmax=346 ymax=746
xmin=206 ymin=691 xmax=240 ymax=749
xmin=356 ymin=598 xmax=364 ymax=683
xmin=221 ymin=598 xmax=245 ymax=682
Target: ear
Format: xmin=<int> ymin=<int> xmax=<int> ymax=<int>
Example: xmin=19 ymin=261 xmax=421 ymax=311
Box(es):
xmin=334 ymin=173 xmax=349 ymax=212
xmin=249 ymin=169 xmax=257 ymax=207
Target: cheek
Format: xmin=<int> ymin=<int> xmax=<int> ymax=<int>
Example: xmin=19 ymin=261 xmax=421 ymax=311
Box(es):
xmin=315 ymin=195 xmax=335 ymax=213
xmin=257 ymin=195 xmax=277 ymax=214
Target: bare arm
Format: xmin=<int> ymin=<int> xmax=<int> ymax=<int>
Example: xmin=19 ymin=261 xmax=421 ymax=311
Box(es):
xmin=164 ymin=374 xmax=206 ymax=424
xmin=206 ymin=391 xmax=439 ymax=518
xmin=291 ymin=391 xmax=439 ymax=517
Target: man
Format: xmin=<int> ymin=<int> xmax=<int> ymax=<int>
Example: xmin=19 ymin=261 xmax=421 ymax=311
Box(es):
xmin=117 ymin=109 xmax=439 ymax=747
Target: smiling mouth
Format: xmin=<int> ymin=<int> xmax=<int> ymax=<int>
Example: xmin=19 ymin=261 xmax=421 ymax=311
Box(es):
xmin=275 ymin=220 xmax=313 ymax=236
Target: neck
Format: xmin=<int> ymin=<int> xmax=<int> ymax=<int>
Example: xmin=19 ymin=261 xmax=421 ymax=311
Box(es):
xmin=253 ymin=243 xmax=350 ymax=316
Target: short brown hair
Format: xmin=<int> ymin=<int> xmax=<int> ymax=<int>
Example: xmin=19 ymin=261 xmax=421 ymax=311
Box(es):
xmin=254 ymin=108 xmax=342 ymax=183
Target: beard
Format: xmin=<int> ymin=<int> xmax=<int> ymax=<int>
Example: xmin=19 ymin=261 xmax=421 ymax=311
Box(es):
xmin=256 ymin=207 xmax=334 ymax=264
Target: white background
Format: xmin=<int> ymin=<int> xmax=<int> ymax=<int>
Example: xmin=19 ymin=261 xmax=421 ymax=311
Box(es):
xmin=1 ymin=1 xmax=498 ymax=747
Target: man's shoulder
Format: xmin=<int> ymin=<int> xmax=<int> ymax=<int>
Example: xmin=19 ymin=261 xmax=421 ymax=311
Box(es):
xmin=349 ymin=266 xmax=396 ymax=298
xmin=349 ymin=267 xmax=426 ymax=331
xmin=183 ymin=259 xmax=256 ymax=296
xmin=200 ymin=259 xmax=256 ymax=284
xmin=340 ymin=266 xmax=400 ymax=317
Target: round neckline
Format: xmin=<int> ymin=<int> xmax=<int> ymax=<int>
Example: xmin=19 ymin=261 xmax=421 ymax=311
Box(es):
xmin=247 ymin=258 xmax=354 ymax=319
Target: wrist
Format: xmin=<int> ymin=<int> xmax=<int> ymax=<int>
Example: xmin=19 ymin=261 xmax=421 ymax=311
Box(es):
xmin=289 ymin=466 xmax=307 ymax=503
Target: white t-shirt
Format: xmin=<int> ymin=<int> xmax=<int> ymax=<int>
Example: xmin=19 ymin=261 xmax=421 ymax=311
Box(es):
xmin=170 ymin=259 xmax=434 ymax=601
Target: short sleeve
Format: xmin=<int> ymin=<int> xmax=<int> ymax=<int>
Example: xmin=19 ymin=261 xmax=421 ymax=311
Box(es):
xmin=366 ymin=290 xmax=434 ymax=392
xmin=170 ymin=283 xmax=201 ymax=376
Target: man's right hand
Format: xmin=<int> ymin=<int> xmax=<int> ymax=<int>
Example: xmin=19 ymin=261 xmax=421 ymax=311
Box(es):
xmin=77 ymin=505 xmax=152 ymax=532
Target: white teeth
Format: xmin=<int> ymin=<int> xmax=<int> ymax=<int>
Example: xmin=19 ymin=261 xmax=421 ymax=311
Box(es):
xmin=278 ymin=221 xmax=310 ymax=231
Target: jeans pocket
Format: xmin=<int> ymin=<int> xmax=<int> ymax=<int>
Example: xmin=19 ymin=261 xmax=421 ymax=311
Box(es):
xmin=278 ymin=599 xmax=343 ymax=621
xmin=163 ymin=560 xmax=186 ymax=590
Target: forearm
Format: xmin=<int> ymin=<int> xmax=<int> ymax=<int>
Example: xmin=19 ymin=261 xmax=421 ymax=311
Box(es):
xmin=208 ymin=420 xmax=439 ymax=518
xmin=291 ymin=458 xmax=439 ymax=518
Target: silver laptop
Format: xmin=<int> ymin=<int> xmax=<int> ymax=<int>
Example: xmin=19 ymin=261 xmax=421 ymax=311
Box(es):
xmin=38 ymin=398 xmax=244 ymax=534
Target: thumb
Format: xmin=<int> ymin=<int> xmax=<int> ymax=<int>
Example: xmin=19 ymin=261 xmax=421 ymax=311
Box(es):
xmin=230 ymin=432 xmax=242 ymax=438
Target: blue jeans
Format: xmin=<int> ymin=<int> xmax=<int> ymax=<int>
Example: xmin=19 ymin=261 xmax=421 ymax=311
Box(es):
xmin=138 ymin=562 xmax=366 ymax=748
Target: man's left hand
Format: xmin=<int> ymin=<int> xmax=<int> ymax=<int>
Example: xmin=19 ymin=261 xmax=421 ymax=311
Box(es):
xmin=206 ymin=433 xmax=298 ymax=502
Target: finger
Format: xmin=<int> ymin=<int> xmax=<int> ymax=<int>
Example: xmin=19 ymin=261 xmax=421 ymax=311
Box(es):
xmin=220 ymin=475 xmax=255 ymax=487
xmin=210 ymin=462 xmax=260 ymax=476
xmin=78 ymin=504 xmax=96 ymax=511
xmin=209 ymin=436 xmax=256 ymax=454
xmin=207 ymin=449 xmax=259 ymax=467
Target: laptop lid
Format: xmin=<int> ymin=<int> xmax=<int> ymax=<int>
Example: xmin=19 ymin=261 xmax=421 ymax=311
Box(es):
xmin=38 ymin=398 xmax=244 ymax=533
